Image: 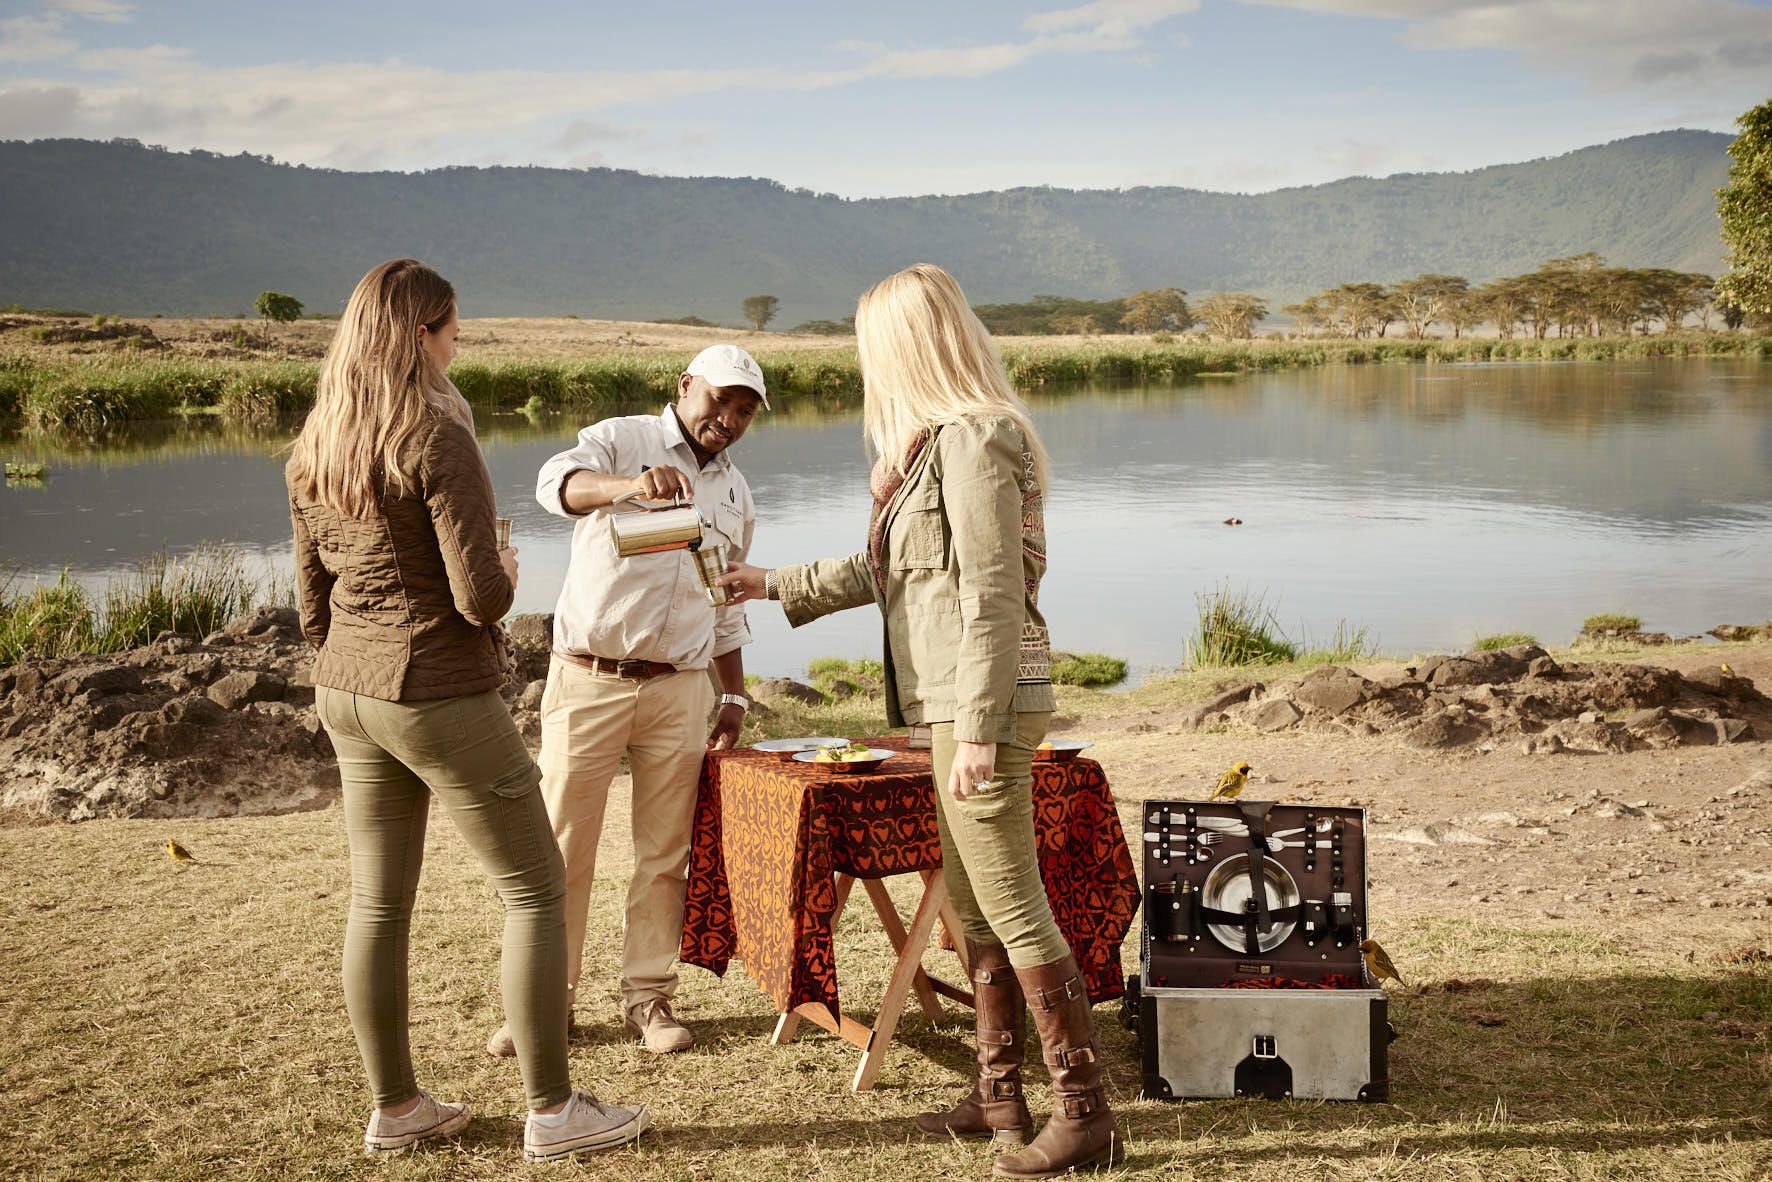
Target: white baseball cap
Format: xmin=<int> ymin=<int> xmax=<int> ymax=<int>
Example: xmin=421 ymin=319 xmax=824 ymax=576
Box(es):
xmin=685 ymin=344 xmax=769 ymax=409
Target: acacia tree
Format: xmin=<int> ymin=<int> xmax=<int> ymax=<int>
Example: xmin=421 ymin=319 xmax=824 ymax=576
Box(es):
xmin=1194 ymin=293 xmax=1267 ymax=339
xmin=1120 ymin=286 xmax=1193 ymax=333
xmin=1391 ymin=273 xmax=1469 ymax=338
xmin=254 ymin=290 xmax=302 ymax=336
xmin=741 ymin=295 xmax=779 ymax=331
xmin=1717 ymin=99 xmax=1772 ymax=322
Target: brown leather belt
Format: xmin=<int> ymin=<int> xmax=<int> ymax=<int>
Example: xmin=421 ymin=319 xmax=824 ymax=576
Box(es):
xmin=554 ymin=651 xmax=678 ymax=680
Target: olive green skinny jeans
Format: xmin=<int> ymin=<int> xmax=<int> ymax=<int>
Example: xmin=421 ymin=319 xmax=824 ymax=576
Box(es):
xmin=929 ymin=711 xmax=1070 ymax=967
xmin=316 ymin=686 xmax=570 ymax=1110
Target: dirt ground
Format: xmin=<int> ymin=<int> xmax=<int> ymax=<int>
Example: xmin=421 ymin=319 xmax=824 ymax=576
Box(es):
xmin=1081 ymin=644 xmax=1772 ymax=961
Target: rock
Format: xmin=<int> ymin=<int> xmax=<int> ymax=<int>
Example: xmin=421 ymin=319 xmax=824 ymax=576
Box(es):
xmin=151 ymin=630 xmax=197 ymax=653
xmin=202 ymin=631 xmax=235 ymax=648
xmin=1557 ymin=720 xmax=1634 ymax=754
xmin=1197 ymin=684 xmax=1268 ymax=712
xmin=1476 ymin=811 xmax=1531 ymax=827
xmin=224 ymin=606 xmax=302 ymax=640
xmin=1578 ymin=710 xmax=1602 ymax=725
xmin=48 ymin=664 xmax=142 ymax=698
xmin=1249 ymin=697 xmax=1303 ymax=732
xmin=1378 ymin=822 xmax=1492 ymax=847
xmin=1292 ymin=666 xmax=1371 ymax=715
xmin=1528 ymin=656 xmax=1560 ymax=678
xmin=1405 ymin=713 xmax=1484 ymax=750
xmin=752 ymin=678 xmax=826 ymax=705
xmin=1714 ymin=717 xmax=1755 ymax=744
xmin=517 ymin=679 xmax=546 ymax=711
xmin=1422 ymin=657 xmax=1489 ymax=688
xmin=207 ymin=670 xmax=288 ymax=710
xmin=1708 ymin=625 xmax=1759 ymax=641
xmin=506 ymin=613 xmax=554 ymax=650
xmin=1594 ymin=799 xmax=1647 ymax=819
xmin=161 ymin=695 xmax=227 ymax=727
xmin=0 ymin=668 xmax=14 ymax=697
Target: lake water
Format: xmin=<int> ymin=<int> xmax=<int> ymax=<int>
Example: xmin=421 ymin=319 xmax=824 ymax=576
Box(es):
xmin=4 ymin=358 xmax=1769 ymax=684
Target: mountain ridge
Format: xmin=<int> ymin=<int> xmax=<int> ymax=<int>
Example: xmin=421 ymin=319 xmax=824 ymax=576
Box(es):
xmin=0 ymin=130 xmax=1730 ymax=322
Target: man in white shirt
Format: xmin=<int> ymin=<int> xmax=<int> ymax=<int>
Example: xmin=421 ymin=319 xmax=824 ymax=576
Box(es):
xmin=487 ymin=344 xmax=764 ymax=1057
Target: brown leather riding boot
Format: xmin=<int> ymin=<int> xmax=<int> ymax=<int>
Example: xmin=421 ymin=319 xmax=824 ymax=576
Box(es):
xmin=992 ymin=956 xmax=1123 ymax=1179
xmin=914 ymin=941 xmax=1033 ymax=1146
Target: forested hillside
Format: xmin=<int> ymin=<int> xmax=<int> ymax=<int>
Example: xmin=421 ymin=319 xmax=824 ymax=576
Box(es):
xmin=0 ymin=131 xmax=1729 ymax=322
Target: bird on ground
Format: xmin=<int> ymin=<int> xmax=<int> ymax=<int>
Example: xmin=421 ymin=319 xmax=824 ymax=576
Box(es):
xmin=1721 ymin=663 xmax=1735 ymax=677
xmin=1207 ymin=761 xmax=1252 ymax=802
xmin=1361 ymin=938 xmax=1403 ymax=985
xmin=166 ymin=839 xmax=196 ymax=864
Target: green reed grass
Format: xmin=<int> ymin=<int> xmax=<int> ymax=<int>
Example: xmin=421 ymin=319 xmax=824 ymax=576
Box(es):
xmin=1050 ymin=652 xmax=1127 ymax=686
xmin=9 ymin=334 xmax=1766 ymax=426
xmin=1582 ymin=612 xmax=1643 ymax=634
xmin=1187 ymin=583 xmax=1299 ymax=667
xmin=0 ymin=545 xmax=270 ymax=663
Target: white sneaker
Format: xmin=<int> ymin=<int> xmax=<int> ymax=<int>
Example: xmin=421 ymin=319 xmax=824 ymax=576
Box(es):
xmin=522 ymin=1091 xmax=649 ymax=1161
xmin=362 ymin=1089 xmax=470 ymax=1154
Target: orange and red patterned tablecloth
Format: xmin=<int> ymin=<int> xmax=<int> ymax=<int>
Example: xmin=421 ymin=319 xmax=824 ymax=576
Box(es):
xmin=679 ymin=737 xmax=1139 ymax=1016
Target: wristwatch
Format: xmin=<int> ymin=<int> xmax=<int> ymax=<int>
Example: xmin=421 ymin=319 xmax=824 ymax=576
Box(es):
xmin=718 ymin=693 xmax=749 ymax=712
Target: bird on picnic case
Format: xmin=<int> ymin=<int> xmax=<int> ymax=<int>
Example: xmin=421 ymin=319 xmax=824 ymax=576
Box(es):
xmin=1721 ymin=663 xmax=1734 ymax=677
xmin=1361 ymin=938 xmax=1403 ymax=985
xmin=166 ymin=839 xmax=197 ymax=864
xmin=1207 ymin=761 xmax=1251 ymax=802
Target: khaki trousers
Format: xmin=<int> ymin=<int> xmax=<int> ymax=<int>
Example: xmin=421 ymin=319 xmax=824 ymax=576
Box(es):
xmin=930 ymin=711 xmax=1070 ymax=968
xmin=538 ymin=658 xmax=713 ymax=1014
xmin=315 ymin=685 xmax=569 ymax=1110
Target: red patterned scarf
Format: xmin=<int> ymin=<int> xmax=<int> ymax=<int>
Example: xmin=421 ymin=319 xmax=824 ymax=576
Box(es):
xmin=867 ymin=429 xmax=933 ymax=596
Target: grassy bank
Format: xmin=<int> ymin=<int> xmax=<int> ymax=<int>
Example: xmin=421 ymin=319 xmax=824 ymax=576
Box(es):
xmin=0 ymin=547 xmax=287 ymax=663
xmin=4 ymin=333 xmax=1767 ymax=429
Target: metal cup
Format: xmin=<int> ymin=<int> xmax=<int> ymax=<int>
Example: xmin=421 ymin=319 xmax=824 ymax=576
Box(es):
xmin=692 ymin=542 xmax=732 ymax=606
xmin=495 ymin=517 xmax=512 ymax=549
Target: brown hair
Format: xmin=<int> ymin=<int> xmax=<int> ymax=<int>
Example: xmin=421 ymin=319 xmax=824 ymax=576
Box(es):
xmin=289 ymin=258 xmax=463 ymax=517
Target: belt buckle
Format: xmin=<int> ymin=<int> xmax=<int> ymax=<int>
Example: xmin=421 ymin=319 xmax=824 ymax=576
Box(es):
xmin=615 ymin=658 xmax=653 ymax=680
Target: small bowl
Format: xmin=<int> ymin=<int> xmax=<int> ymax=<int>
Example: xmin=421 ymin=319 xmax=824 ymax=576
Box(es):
xmin=792 ymin=747 xmax=896 ymax=774
xmin=1033 ymin=739 xmax=1093 ymax=762
xmin=753 ymin=737 xmax=847 ymax=763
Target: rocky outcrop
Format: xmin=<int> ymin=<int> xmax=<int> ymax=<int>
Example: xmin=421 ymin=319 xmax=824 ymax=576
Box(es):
xmin=0 ymin=611 xmax=565 ymax=822
xmin=1176 ymin=645 xmax=1765 ymax=753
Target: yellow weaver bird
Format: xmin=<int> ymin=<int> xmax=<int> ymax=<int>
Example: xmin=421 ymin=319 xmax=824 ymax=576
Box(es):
xmin=166 ymin=839 xmax=196 ymax=864
xmin=1361 ymin=938 xmax=1403 ymax=985
xmin=1207 ymin=761 xmax=1252 ymax=802
xmin=1721 ymin=663 xmax=1734 ymax=677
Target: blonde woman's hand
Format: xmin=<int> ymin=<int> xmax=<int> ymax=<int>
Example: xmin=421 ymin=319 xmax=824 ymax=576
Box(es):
xmin=719 ymin=561 xmax=769 ymax=602
xmin=947 ymin=740 xmax=997 ymax=803
xmin=499 ymin=545 xmax=519 ymax=588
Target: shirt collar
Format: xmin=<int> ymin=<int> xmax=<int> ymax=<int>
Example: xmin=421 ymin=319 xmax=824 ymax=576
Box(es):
xmin=661 ymin=404 xmax=730 ymax=473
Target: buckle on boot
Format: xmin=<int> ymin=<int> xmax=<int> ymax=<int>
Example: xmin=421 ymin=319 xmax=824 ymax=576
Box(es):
xmin=989 ymin=1078 xmax=1022 ymax=1100
xmin=1045 ymin=1044 xmax=1098 ymax=1069
xmin=980 ymin=1027 xmax=1015 ymax=1047
xmin=1032 ymin=975 xmax=1086 ymax=1011
xmin=1059 ymin=1090 xmax=1102 ymax=1118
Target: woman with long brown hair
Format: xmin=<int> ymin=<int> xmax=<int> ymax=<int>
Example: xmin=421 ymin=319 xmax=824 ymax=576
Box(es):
xmin=723 ymin=263 xmax=1121 ymax=1178
xmin=287 ymin=258 xmax=645 ymax=1161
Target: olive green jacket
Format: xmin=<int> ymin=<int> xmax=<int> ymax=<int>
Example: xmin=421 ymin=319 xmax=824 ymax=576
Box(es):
xmin=775 ymin=414 xmax=1055 ymax=743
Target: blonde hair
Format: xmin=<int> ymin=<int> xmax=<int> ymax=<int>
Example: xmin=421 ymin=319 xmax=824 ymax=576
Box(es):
xmin=289 ymin=259 xmax=465 ymax=517
xmin=856 ymin=263 xmax=1050 ymax=491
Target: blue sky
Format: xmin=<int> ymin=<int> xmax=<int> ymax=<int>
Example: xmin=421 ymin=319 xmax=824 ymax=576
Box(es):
xmin=2 ymin=0 xmax=1768 ymax=196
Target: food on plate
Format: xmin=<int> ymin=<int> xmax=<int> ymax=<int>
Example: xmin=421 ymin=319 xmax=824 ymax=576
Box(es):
xmin=1037 ymin=741 xmax=1055 ymax=750
xmin=811 ymin=741 xmax=876 ymax=763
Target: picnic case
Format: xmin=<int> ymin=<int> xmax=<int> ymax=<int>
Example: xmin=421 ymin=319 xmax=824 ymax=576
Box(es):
xmin=1125 ymin=799 xmax=1392 ymax=1102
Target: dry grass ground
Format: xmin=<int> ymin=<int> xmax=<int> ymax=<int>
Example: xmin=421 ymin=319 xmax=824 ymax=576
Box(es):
xmin=4 ymin=644 xmax=1771 ymax=1179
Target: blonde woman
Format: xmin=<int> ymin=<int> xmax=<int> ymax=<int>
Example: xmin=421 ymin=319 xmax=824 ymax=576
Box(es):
xmin=287 ymin=258 xmax=646 ymax=1161
xmin=723 ymin=263 xmax=1121 ymax=1178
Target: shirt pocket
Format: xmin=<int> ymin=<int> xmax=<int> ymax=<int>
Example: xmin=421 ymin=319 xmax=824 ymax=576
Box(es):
xmin=708 ymin=500 xmax=745 ymax=549
xmin=888 ymin=482 xmax=948 ymax=570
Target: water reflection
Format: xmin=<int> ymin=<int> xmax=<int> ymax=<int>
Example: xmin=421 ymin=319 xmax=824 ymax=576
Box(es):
xmin=3 ymin=358 xmax=1768 ymax=682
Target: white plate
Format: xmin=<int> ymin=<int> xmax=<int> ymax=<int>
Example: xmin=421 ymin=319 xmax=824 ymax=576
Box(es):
xmin=1033 ymin=739 xmax=1094 ymax=760
xmin=753 ymin=737 xmax=846 ymax=754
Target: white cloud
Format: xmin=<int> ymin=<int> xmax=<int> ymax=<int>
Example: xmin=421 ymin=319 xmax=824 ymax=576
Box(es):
xmin=0 ymin=6 xmax=1200 ymax=168
xmin=51 ymin=0 xmax=132 ymax=21
xmin=0 ymin=16 xmax=76 ymax=63
xmin=1239 ymin=0 xmax=1772 ymax=87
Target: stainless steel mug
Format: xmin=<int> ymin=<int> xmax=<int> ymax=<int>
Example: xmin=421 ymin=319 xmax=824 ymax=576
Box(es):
xmin=692 ymin=542 xmax=732 ymax=606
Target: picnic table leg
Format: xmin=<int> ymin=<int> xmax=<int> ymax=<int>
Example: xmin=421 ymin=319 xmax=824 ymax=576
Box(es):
xmin=852 ymin=868 xmax=948 ymax=1092
xmin=862 ymin=876 xmax=946 ymax=1023
xmin=771 ymin=873 xmax=861 ymax=1046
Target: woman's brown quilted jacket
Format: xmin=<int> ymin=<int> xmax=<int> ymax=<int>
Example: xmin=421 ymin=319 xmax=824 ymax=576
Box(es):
xmin=287 ymin=411 xmax=512 ymax=701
